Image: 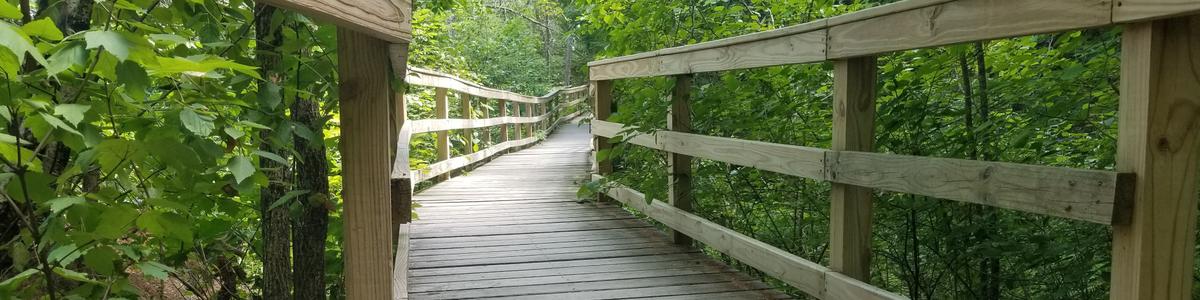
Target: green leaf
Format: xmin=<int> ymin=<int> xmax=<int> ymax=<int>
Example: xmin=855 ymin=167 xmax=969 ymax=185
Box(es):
xmin=180 ymin=108 xmax=214 ymax=136
xmin=229 ymin=155 xmax=254 ymax=184
xmin=0 ymin=269 xmax=39 ymax=289
xmin=0 ymin=1 xmax=19 ymax=19
xmin=46 ymin=43 xmax=85 ymax=75
xmin=44 ymin=196 xmax=84 ymax=214
xmin=21 ymin=18 xmax=63 ymax=41
xmin=83 ymin=246 xmax=118 ymax=276
xmin=148 ymin=55 xmax=260 ymax=79
xmin=85 ymin=31 xmax=132 ymax=61
xmin=92 ymin=205 xmax=137 ymax=239
xmin=269 ymin=189 xmax=309 ymax=210
xmin=116 ymin=60 xmax=149 ymax=99
xmin=53 ymin=267 xmax=98 ymax=283
xmin=224 ymin=127 xmax=245 ymax=139
xmin=38 ymin=112 xmax=81 ymax=136
xmin=47 ymin=244 xmax=82 ymax=266
xmin=136 ymin=261 xmax=174 ymax=280
xmin=253 ymin=150 xmax=286 ymax=164
xmin=0 ymin=21 xmax=46 ymax=66
xmin=54 ymin=104 xmax=90 ymax=126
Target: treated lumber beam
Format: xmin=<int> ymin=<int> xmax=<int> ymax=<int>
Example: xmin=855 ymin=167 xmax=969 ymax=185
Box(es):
xmin=1110 ymin=15 xmax=1200 ymax=300
xmin=588 ymin=29 xmax=825 ymax=81
xmin=596 ymin=177 xmax=908 ymax=300
xmin=337 ymin=28 xmax=393 ymax=300
xmin=406 ymin=67 xmax=543 ymax=104
xmin=460 ymin=93 xmax=474 ymax=153
xmin=392 ymin=224 xmax=410 ymax=300
xmin=592 ymin=81 xmax=614 ymax=176
xmin=434 ymin=88 xmax=449 ymax=181
xmin=1115 ymin=0 xmax=1200 ymax=23
xmin=593 ymin=120 xmax=1132 ymax=224
xmin=413 ymin=137 xmax=539 ymax=183
xmin=591 ymin=120 xmax=825 ymax=180
xmin=829 ymin=57 xmax=876 ymax=281
xmin=498 ymin=100 xmax=509 ymax=143
xmin=667 ymin=74 xmax=693 ymax=246
xmin=260 ymin=0 xmax=411 ymax=43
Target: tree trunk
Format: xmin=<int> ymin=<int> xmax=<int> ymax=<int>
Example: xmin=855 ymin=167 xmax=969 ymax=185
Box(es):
xmin=290 ymin=94 xmax=331 ymax=299
xmin=974 ymin=41 xmax=1002 ymax=300
xmin=255 ymin=5 xmax=292 ymax=300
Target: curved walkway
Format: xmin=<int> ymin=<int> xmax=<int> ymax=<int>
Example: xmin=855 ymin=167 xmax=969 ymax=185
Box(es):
xmin=406 ymin=123 xmax=791 ymax=299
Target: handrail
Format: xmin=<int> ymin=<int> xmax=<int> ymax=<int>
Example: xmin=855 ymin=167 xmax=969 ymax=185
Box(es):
xmin=587 ymin=0 xmax=1200 ymax=81
xmin=584 ymin=0 xmax=1200 ymax=298
xmin=407 ymin=67 xmax=585 ymax=103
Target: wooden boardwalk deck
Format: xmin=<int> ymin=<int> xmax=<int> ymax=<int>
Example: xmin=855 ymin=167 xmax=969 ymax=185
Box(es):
xmin=406 ymin=123 xmax=791 ymax=299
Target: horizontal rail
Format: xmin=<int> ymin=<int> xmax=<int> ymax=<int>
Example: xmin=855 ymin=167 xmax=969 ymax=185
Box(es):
xmin=259 ymin=0 xmax=412 ymax=43
xmin=594 ymin=176 xmax=907 ymax=300
xmin=407 ymin=67 xmax=587 ymax=104
xmin=408 ymin=115 xmax=548 ymax=134
xmin=413 ymin=137 xmax=539 ymax=183
xmin=587 ymin=0 xmax=1200 ymax=80
xmin=592 ymin=120 xmax=1133 ymax=224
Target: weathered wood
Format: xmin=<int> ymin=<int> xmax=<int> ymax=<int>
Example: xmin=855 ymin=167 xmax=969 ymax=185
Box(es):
xmin=406 ymin=67 xmax=541 ymax=103
xmin=434 ymin=88 xmax=449 ymax=181
xmin=337 ymin=28 xmax=393 ymax=300
xmin=498 ymin=100 xmax=509 ymax=143
xmin=524 ymin=103 xmax=535 ymax=138
xmin=406 ymin=115 xmax=548 ymax=134
xmin=392 ymin=224 xmax=409 ymax=300
xmin=514 ymin=102 xmax=525 ymax=140
xmin=259 ymin=0 xmax=411 ymax=43
xmin=460 ymin=92 xmax=473 ymax=153
xmin=592 ymin=120 xmax=826 ymax=180
xmin=827 ymin=0 xmax=1111 ymax=59
xmin=831 ymin=151 xmax=1130 ymax=224
xmin=412 ymin=137 xmax=538 ymax=183
xmin=1111 ymin=15 xmax=1200 ymax=300
xmin=599 ymin=176 xmax=825 ymax=295
xmin=667 ymin=74 xmax=693 ymax=246
xmin=589 ymin=30 xmax=825 ymax=80
xmin=389 ymin=43 xmax=412 ymax=237
xmin=1115 ymin=0 xmax=1200 ymax=23
xmin=829 ymin=57 xmax=876 ymax=281
xmin=598 ymin=177 xmax=907 ymax=299
xmin=592 ymin=80 xmax=614 ymax=177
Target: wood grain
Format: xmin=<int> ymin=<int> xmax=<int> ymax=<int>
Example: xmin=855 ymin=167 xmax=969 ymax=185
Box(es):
xmin=668 ymin=74 xmax=693 ymax=246
xmin=1115 ymin=0 xmax=1200 ymax=23
xmin=433 ymin=88 xmax=449 ymax=182
xmin=337 ymin=28 xmax=393 ymax=300
xmin=589 ymin=30 xmax=825 ymax=80
xmin=392 ymin=224 xmax=409 ymax=300
xmin=259 ymin=0 xmax=411 ymax=43
xmin=591 ymin=120 xmax=826 ymax=180
xmin=1111 ymin=15 xmax=1200 ymax=300
xmin=829 ymin=57 xmax=876 ymax=281
xmin=827 ymin=0 xmax=1111 ymax=59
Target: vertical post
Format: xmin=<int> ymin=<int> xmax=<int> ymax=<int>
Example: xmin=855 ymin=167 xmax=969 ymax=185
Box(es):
xmin=593 ymin=80 xmax=614 ymax=202
xmin=668 ymin=74 xmax=693 ymax=245
xmin=388 ymin=44 xmax=412 ymax=232
xmin=540 ymin=100 xmax=548 ymax=132
xmin=829 ymin=56 xmax=877 ymax=281
xmin=1111 ymin=16 xmax=1200 ymax=300
xmin=434 ymin=88 xmax=449 ymax=181
xmin=482 ymin=98 xmax=492 ymax=147
xmin=460 ymin=92 xmax=474 ymax=153
xmin=499 ymin=100 xmax=509 ymax=143
xmin=337 ymin=28 xmax=393 ymax=300
xmin=514 ymin=102 xmax=524 ymax=140
xmin=525 ymin=103 xmax=535 ymax=138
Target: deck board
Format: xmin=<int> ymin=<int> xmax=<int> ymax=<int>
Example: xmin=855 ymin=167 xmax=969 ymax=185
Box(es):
xmin=407 ymin=123 xmax=791 ymax=299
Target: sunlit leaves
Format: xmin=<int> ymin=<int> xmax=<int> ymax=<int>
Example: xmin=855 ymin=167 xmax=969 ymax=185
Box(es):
xmin=179 ymin=107 xmax=214 ymax=136
xmin=0 ymin=22 xmax=46 ymax=66
xmin=21 ymin=18 xmax=63 ymax=41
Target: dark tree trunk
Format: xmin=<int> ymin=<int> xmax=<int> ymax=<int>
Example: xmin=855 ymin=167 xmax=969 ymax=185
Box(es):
xmin=255 ymin=5 xmax=292 ymax=300
xmin=215 ymin=254 xmax=243 ymax=300
xmin=290 ymin=94 xmax=331 ymax=299
xmin=974 ymin=41 xmax=1002 ymax=300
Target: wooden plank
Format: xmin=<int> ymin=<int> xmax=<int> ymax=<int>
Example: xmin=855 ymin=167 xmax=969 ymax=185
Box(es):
xmin=498 ymin=100 xmax=508 ymax=143
xmin=827 ymin=0 xmax=1111 ymax=59
xmin=409 ymin=253 xmax=705 ymax=277
xmin=825 ymin=272 xmax=909 ymax=300
xmin=409 ymin=265 xmax=734 ymax=293
xmin=589 ymin=30 xmax=825 ymax=80
xmin=830 ymin=151 xmax=1129 ymax=224
xmin=392 ymin=224 xmax=410 ymax=300
xmin=459 ymin=92 xmax=473 ymax=153
xmin=597 ymin=176 xmax=828 ymax=296
xmin=1110 ymin=16 xmax=1200 ymax=300
xmin=433 ymin=88 xmax=449 ymax=181
xmin=413 ymin=137 xmax=539 ymax=183
xmin=259 ymin=0 xmax=411 ymax=43
xmin=409 ymin=219 xmax=651 ymax=239
xmin=410 ymin=246 xmax=695 ymax=269
xmin=337 ymin=28 xmax=394 ymax=300
xmin=409 ymin=258 xmax=719 ymax=285
xmin=1115 ymin=0 xmax=1200 ymax=23
xmin=668 ymin=74 xmax=694 ymax=245
xmin=829 ymin=57 xmax=876 ymax=281
xmin=592 ymin=120 xmax=826 ymax=180
xmin=406 ymin=67 xmax=542 ymax=103
xmin=481 ymin=282 xmax=778 ymax=300
xmin=592 ymin=80 xmax=614 ymax=183
xmin=409 ymin=273 xmax=752 ymax=300
xmin=406 ymin=115 xmax=548 ymax=134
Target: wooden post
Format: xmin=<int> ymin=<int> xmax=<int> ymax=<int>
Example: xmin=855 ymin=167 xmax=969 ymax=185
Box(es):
xmin=540 ymin=101 xmax=548 ymax=132
xmin=1111 ymin=16 xmax=1200 ymax=300
xmin=481 ymin=98 xmax=492 ymax=147
xmin=829 ymin=56 xmax=877 ymax=281
xmin=434 ymin=88 xmax=449 ymax=181
xmin=668 ymin=74 xmax=693 ymax=246
xmin=593 ymin=80 xmax=614 ymax=202
xmin=460 ymin=92 xmax=474 ymax=153
xmin=388 ymin=44 xmax=412 ymax=234
xmin=514 ymin=102 xmax=524 ymax=140
xmin=525 ymin=103 xmax=535 ymax=138
xmin=499 ymin=100 xmax=509 ymax=143
xmin=337 ymin=28 xmax=393 ymax=300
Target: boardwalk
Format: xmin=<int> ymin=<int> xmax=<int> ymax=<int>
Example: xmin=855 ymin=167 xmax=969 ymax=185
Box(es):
xmin=405 ymin=123 xmax=790 ymax=299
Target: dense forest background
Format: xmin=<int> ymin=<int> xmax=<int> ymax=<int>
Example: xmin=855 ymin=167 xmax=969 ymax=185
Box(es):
xmin=0 ymin=0 xmax=1196 ymax=299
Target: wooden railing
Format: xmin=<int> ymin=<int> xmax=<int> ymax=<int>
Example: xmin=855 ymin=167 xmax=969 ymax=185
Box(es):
xmin=587 ymin=0 xmax=1200 ymax=299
